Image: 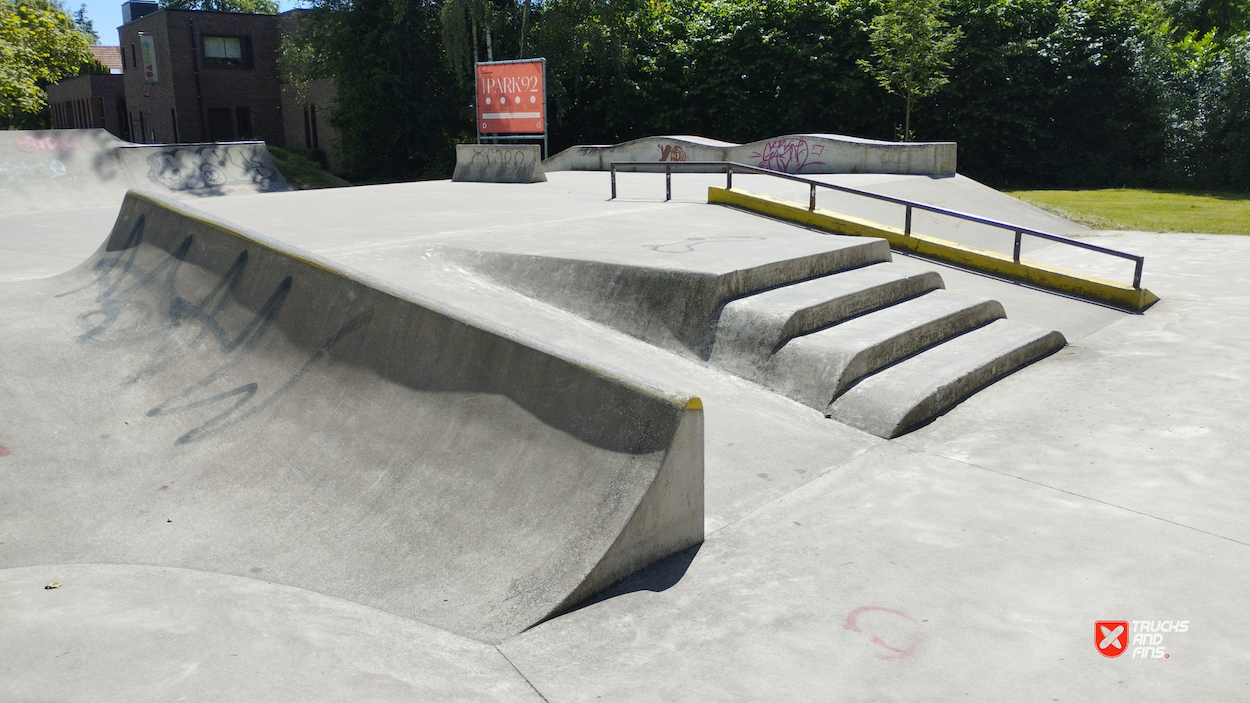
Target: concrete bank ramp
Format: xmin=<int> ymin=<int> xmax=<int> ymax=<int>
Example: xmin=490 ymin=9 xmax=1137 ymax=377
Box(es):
xmin=544 ymin=133 xmax=956 ymax=176
xmin=0 ymin=190 xmax=703 ymax=643
xmin=0 ymin=129 xmax=291 ymax=214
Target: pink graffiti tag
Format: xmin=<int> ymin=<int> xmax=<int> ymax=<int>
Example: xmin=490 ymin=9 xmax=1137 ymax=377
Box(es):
xmin=13 ymin=135 xmax=81 ymax=153
xmin=0 ymin=444 xmax=10 ymax=457
xmin=844 ymin=606 xmax=923 ymax=660
xmin=751 ymin=138 xmax=825 ymax=173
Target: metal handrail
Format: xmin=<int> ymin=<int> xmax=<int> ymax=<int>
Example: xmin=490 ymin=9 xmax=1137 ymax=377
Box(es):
xmin=608 ymin=160 xmax=1145 ymax=290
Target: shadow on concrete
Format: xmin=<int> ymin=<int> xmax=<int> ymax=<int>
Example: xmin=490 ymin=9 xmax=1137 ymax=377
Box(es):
xmin=567 ymin=543 xmax=703 ymax=615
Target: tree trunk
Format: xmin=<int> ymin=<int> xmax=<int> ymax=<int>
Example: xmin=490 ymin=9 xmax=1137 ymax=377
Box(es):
xmin=520 ymin=0 xmax=530 ymax=57
xmin=486 ymin=27 xmax=493 ymax=62
xmin=471 ymin=17 xmax=479 ymax=63
xmin=904 ymin=93 xmax=913 ymax=142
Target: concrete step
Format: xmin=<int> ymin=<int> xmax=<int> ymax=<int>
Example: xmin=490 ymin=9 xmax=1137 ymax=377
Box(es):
xmin=440 ymin=231 xmax=891 ymax=359
xmin=828 ymin=319 xmax=1067 ymax=438
xmin=710 ymin=263 xmax=944 ymax=366
xmin=765 ymin=290 xmax=1006 ymax=410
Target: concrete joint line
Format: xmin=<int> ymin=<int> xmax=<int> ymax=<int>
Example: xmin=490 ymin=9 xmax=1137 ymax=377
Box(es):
xmin=495 ymin=645 xmax=552 ymax=703
xmin=944 ymin=454 xmax=1250 ymax=549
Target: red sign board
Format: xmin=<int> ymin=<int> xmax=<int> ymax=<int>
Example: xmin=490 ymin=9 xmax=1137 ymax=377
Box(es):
xmin=476 ymin=60 xmax=545 ymax=135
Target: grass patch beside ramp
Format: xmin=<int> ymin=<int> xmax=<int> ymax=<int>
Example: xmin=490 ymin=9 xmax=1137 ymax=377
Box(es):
xmin=1008 ymin=188 xmax=1250 ymax=235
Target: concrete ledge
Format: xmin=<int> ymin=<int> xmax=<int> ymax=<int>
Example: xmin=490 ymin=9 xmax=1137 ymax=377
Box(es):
xmin=708 ymin=186 xmax=1159 ymax=312
xmin=453 ymin=144 xmax=546 ymax=183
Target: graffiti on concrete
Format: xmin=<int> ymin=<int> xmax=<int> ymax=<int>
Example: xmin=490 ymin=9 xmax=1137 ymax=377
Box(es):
xmin=146 ymin=145 xmax=279 ymax=192
xmin=13 ymin=135 xmax=82 ymax=152
xmin=646 ymin=236 xmax=765 ymax=253
xmin=58 ymin=214 xmax=370 ymax=445
xmin=0 ymin=159 xmax=67 ymax=183
xmin=658 ymin=144 xmax=687 ymax=162
xmin=844 ymin=606 xmax=924 ymax=660
xmin=751 ymin=138 xmax=825 ymax=173
xmin=467 ymin=145 xmax=536 ymax=167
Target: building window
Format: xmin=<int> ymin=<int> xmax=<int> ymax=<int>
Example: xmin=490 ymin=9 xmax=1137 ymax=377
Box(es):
xmin=203 ymin=36 xmax=251 ymax=68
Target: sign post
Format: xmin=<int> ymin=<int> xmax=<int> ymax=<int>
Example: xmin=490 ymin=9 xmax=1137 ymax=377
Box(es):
xmin=475 ymin=58 xmax=547 ymax=158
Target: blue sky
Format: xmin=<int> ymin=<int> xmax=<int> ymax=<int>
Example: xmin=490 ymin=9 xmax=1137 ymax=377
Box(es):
xmin=76 ymin=0 xmax=304 ymax=44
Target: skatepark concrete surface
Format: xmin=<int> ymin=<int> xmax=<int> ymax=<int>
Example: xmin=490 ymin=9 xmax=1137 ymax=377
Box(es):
xmin=2 ymin=169 xmax=1248 ymax=700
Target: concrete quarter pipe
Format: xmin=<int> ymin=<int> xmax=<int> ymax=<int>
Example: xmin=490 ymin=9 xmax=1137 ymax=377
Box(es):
xmin=0 ymin=190 xmax=703 ymax=642
xmin=0 ymin=129 xmax=292 ymax=214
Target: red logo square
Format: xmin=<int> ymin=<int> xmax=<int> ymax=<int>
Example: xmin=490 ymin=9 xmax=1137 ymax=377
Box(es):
xmin=1096 ymin=621 xmax=1129 ymax=657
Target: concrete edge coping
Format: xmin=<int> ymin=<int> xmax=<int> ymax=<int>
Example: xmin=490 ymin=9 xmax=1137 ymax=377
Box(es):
xmin=707 ymin=186 xmax=1159 ymax=313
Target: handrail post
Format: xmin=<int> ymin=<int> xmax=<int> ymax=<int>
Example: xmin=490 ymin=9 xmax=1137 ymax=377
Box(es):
xmin=1013 ymin=231 xmax=1022 ymax=263
xmin=610 ymin=164 xmax=616 ymax=200
xmin=727 ymin=165 xmax=732 ymax=190
xmin=904 ymin=205 xmax=912 ymax=236
xmin=1133 ymin=258 xmax=1144 ymax=290
xmin=665 ymin=164 xmax=671 ymax=202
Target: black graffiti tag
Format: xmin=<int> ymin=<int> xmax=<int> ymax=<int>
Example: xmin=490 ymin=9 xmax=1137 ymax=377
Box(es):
xmin=59 ymin=214 xmax=370 ymax=444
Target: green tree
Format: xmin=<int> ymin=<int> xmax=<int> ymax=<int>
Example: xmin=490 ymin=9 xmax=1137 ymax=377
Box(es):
xmin=296 ymin=0 xmax=461 ymax=179
xmin=72 ymin=3 xmax=97 ymax=42
xmin=620 ymin=0 xmax=892 ymax=144
xmin=160 ymin=0 xmax=278 ymax=14
xmin=1163 ymin=0 xmax=1250 ymax=36
xmin=1 ymin=0 xmax=104 ymax=127
xmin=859 ymin=0 xmax=962 ymax=141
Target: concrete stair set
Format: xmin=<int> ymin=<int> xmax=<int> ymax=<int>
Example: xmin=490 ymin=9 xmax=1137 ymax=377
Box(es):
xmin=709 ymin=252 xmax=1066 ymax=438
xmin=448 ymin=232 xmax=1066 ymax=440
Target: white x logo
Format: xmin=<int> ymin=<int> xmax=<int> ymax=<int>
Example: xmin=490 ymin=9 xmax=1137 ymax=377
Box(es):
xmin=1100 ymin=625 xmax=1125 ymax=649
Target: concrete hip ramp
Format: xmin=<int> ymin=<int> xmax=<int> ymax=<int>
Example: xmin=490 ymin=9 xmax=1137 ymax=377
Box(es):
xmin=0 ymin=129 xmax=291 ymax=214
xmin=0 ymin=191 xmax=703 ymax=642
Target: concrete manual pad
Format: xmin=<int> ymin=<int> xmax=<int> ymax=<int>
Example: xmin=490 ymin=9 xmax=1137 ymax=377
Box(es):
xmin=0 ymin=564 xmax=543 ymax=702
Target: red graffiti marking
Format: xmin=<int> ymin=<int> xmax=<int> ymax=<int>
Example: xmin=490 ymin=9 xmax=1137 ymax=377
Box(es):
xmin=14 ymin=135 xmax=81 ymax=153
xmin=0 ymin=445 xmax=10 ymax=457
xmin=658 ymin=144 xmax=687 ymax=162
xmin=844 ymin=606 xmax=923 ymax=660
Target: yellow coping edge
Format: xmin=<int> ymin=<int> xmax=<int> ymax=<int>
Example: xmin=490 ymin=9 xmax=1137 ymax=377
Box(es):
xmin=708 ymin=186 xmax=1158 ymax=312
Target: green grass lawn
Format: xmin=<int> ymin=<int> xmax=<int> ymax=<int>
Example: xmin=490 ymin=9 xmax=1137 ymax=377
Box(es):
xmin=268 ymin=146 xmax=353 ymax=190
xmin=1007 ymin=188 xmax=1250 ymax=235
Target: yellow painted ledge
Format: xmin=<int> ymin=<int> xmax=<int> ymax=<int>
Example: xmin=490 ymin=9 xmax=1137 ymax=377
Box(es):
xmin=708 ymin=186 xmax=1158 ymax=312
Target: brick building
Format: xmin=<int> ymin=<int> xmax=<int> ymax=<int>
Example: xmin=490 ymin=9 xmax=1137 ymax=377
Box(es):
xmin=119 ymin=5 xmax=285 ymax=144
xmin=48 ymin=2 xmax=338 ymax=165
xmin=48 ymin=46 xmax=127 ymax=137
